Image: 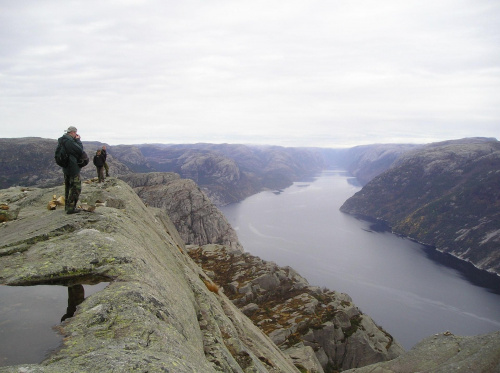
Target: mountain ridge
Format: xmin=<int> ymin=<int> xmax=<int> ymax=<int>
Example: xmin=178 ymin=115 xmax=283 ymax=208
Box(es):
xmin=341 ymin=137 xmax=500 ymax=276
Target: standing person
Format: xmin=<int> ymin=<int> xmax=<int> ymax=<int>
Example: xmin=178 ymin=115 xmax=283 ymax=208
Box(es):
xmin=58 ymin=126 xmax=84 ymax=214
xmin=93 ymin=149 xmax=106 ymax=183
xmin=101 ymin=145 xmax=110 ymax=177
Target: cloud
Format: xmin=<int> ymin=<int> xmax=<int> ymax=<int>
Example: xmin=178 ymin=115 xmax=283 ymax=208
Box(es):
xmin=1 ymin=0 xmax=499 ymax=147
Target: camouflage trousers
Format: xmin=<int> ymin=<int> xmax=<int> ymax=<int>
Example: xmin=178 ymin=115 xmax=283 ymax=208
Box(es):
xmin=64 ymin=174 xmax=81 ymax=211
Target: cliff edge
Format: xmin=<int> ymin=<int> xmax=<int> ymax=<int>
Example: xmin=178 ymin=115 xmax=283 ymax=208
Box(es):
xmin=0 ymin=179 xmax=299 ymax=372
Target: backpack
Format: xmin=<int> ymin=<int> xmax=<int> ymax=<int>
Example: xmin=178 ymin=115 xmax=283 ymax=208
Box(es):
xmin=55 ymin=142 xmax=70 ymax=168
xmin=78 ymin=151 xmax=89 ymax=168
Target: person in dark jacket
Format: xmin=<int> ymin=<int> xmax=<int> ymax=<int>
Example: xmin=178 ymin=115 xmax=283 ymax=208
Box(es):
xmin=101 ymin=145 xmax=110 ymax=177
xmin=58 ymin=126 xmax=84 ymax=214
xmin=93 ymin=149 xmax=106 ymax=183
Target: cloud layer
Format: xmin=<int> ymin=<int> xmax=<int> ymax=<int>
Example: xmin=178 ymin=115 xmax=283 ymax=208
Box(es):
xmin=1 ymin=0 xmax=499 ymax=147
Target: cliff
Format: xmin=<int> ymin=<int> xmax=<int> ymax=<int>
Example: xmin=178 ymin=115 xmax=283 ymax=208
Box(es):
xmin=340 ymin=137 xmax=500 ymax=275
xmin=188 ymin=245 xmax=404 ymax=371
xmin=118 ymin=172 xmax=243 ymax=251
xmin=0 ymin=180 xmax=299 ymax=372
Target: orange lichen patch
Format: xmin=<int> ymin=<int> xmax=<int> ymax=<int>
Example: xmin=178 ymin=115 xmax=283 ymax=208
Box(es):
xmin=203 ymin=279 xmax=220 ymax=294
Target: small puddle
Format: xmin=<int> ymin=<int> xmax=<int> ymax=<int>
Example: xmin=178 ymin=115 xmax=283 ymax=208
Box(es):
xmin=0 ymin=282 xmax=109 ymax=367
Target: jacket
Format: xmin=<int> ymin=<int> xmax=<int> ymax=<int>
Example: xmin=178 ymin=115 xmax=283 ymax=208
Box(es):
xmin=93 ymin=153 xmax=105 ymax=168
xmin=59 ymin=134 xmax=84 ymax=176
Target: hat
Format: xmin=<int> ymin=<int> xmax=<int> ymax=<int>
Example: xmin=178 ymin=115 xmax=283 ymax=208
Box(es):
xmin=66 ymin=126 xmax=78 ymax=133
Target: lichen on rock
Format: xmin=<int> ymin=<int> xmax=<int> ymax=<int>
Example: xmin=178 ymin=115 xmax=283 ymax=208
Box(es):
xmin=0 ymin=180 xmax=299 ymax=372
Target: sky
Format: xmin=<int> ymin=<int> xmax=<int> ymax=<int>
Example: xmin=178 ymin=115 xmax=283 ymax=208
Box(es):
xmin=1 ymin=0 xmax=499 ymax=148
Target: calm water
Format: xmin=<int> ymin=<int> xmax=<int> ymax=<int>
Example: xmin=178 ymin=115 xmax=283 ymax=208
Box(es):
xmin=0 ymin=282 xmax=108 ymax=366
xmin=221 ymin=170 xmax=500 ymax=350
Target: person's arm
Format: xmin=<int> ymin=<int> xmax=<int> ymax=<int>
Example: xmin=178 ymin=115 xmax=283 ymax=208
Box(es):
xmin=66 ymin=137 xmax=83 ymax=157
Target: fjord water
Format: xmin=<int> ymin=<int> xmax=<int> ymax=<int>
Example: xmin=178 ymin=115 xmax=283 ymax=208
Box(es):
xmin=221 ymin=170 xmax=500 ymax=350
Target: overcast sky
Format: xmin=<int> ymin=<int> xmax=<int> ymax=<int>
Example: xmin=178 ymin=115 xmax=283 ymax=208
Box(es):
xmin=1 ymin=0 xmax=499 ymax=147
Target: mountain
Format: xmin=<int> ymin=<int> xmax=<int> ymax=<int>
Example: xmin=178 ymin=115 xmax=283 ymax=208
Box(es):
xmin=0 ymin=137 xmax=131 ymax=189
xmin=338 ymin=144 xmax=421 ymax=185
xmin=341 ymin=137 xmax=500 ymax=275
xmin=0 ymin=138 xmax=326 ymax=206
xmin=133 ymin=143 xmax=326 ymax=205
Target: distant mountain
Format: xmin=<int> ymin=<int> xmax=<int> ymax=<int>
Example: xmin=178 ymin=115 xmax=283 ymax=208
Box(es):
xmin=341 ymin=137 xmax=500 ymax=275
xmin=0 ymin=137 xmax=131 ymax=189
xmin=132 ymin=143 xmax=326 ymax=205
xmin=0 ymin=139 xmax=327 ymax=205
xmin=339 ymin=143 xmax=422 ymax=185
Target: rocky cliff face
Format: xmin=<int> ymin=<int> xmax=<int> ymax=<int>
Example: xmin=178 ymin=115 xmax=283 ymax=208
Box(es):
xmin=341 ymin=137 xmax=500 ymax=275
xmin=188 ymin=245 xmax=405 ymax=371
xmin=343 ymin=331 xmax=500 ymax=373
xmin=0 ymin=180 xmax=299 ymax=372
xmin=118 ymin=172 xmax=243 ymax=251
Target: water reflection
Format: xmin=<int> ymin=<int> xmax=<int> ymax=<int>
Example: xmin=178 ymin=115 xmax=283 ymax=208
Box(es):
xmin=61 ymin=284 xmax=85 ymax=322
xmin=0 ymin=282 xmax=108 ymax=367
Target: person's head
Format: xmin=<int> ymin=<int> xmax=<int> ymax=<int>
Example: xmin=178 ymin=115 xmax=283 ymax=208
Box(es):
xmin=66 ymin=126 xmax=78 ymax=138
xmin=102 ymin=145 xmax=106 ymax=150
xmin=96 ymin=149 xmax=101 ymax=155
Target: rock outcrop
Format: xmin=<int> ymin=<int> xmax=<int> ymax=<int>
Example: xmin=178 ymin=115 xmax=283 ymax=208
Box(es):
xmin=341 ymin=138 xmax=500 ymax=275
xmin=344 ymin=331 xmax=500 ymax=373
xmin=0 ymin=180 xmax=298 ymax=372
xmin=188 ymin=244 xmax=405 ymax=371
xmin=119 ymin=172 xmax=243 ymax=251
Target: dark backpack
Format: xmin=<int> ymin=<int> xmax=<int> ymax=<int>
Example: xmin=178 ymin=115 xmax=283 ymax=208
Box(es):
xmin=55 ymin=142 xmax=69 ymax=168
xmin=78 ymin=151 xmax=89 ymax=168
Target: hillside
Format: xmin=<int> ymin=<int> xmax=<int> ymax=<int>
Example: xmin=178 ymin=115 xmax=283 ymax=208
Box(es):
xmin=340 ymin=137 xmax=500 ymax=275
xmin=0 ymin=138 xmax=131 ymax=189
xmin=0 ymin=138 xmax=326 ymax=206
xmin=338 ymin=144 xmax=421 ymax=185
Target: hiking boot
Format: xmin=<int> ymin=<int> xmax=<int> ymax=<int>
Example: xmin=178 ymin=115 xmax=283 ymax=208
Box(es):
xmin=66 ymin=208 xmax=82 ymax=215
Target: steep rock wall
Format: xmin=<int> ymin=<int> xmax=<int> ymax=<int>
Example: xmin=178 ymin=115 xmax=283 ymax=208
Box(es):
xmin=119 ymin=172 xmax=243 ymax=251
xmin=0 ymin=180 xmax=297 ymax=372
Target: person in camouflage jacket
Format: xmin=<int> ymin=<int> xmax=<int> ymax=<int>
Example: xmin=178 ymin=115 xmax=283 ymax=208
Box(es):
xmin=58 ymin=126 xmax=84 ymax=214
